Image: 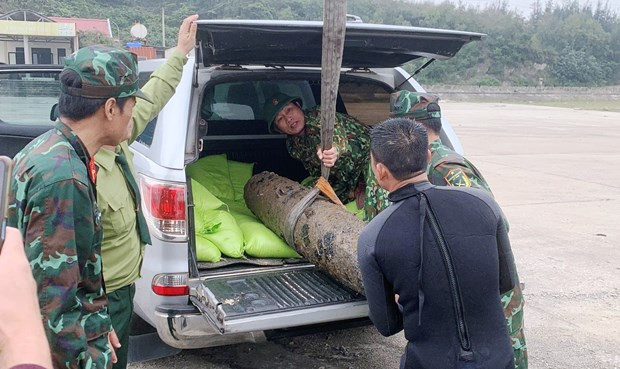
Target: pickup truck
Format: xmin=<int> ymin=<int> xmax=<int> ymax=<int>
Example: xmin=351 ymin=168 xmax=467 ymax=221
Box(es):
xmin=0 ymin=19 xmax=482 ymax=354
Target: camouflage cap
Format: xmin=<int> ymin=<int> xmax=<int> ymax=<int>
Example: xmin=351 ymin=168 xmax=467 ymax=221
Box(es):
xmin=390 ymin=90 xmax=440 ymax=120
xmin=263 ymin=93 xmax=302 ymax=133
xmin=60 ymin=45 xmax=152 ymax=103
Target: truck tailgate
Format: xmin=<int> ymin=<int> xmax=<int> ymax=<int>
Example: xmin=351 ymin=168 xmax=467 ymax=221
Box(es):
xmin=191 ymin=265 xmax=368 ymax=334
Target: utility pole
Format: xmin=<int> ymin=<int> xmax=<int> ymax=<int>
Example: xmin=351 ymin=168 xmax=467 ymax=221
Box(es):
xmin=161 ymin=7 xmax=166 ymax=48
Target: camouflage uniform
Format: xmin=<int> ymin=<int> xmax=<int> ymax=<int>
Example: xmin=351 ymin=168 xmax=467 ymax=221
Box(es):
xmin=287 ymin=107 xmax=370 ymax=204
xmin=263 ymin=94 xmax=387 ymax=218
xmin=428 ymin=138 xmax=492 ymax=191
xmin=7 ymin=45 xmax=150 ymax=369
xmin=390 ymin=90 xmax=528 ymax=369
xmin=8 ymin=121 xmax=111 ymax=369
xmin=362 ymin=163 xmax=389 ymax=221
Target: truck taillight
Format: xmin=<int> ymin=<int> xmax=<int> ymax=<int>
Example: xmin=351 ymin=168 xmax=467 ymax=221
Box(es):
xmin=139 ymin=175 xmax=187 ymax=241
xmin=152 ymin=273 xmax=189 ymax=296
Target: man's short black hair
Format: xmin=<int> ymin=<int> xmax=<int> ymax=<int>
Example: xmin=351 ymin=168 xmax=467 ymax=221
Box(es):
xmin=418 ymin=102 xmax=442 ymax=134
xmin=58 ymin=69 xmax=129 ymax=121
xmin=370 ymin=118 xmax=428 ymax=181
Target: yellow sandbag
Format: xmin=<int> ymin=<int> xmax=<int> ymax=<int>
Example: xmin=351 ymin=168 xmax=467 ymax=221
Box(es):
xmin=199 ymin=209 xmax=244 ymax=258
xmin=196 ymin=235 xmax=221 ymax=262
xmin=232 ymin=212 xmax=301 ymax=259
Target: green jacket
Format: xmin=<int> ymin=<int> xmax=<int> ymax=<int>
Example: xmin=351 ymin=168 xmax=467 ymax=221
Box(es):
xmin=8 ymin=121 xmax=111 ymax=369
xmin=95 ymin=50 xmax=188 ymax=293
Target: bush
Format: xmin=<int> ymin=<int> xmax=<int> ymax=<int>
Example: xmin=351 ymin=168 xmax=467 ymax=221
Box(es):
xmin=478 ymin=77 xmax=501 ymax=86
xmin=548 ymin=49 xmax=605 ymax=86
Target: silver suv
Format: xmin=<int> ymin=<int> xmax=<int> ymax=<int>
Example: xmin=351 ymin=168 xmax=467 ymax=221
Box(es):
xmin=0 ymin=19 xmax=482 ymax=351
xmin=131 ymin=20 xmax=482 ymax=350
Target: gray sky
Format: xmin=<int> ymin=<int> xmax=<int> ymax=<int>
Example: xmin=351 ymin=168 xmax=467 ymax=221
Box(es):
xmin=407 ymin=0 xmax=620 ymax=17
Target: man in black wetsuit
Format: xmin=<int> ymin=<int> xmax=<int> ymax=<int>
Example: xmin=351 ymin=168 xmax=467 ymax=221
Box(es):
xmin=357 ymin=118 xmax=517 ymax=369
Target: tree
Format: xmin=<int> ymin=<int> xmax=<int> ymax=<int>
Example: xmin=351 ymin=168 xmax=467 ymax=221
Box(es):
xmin=78 ymin=31 xmax=117 ymax=48
xmin=549 ymin=49 xmax=605 ymax=85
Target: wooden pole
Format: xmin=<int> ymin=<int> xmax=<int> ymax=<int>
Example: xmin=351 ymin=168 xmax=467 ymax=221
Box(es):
xmin=320 ymin=0 xmax=347 ymax=180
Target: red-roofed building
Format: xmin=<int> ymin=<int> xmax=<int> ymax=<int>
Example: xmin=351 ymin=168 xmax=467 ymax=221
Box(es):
xmin=0 ymin=10 xmax=114 ymax=64
xmin=49 ymin=16 xmax=112 ymax=38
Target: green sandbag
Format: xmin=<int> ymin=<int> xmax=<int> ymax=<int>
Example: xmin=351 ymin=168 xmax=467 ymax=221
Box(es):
xmin=232 ymin=212 xmax=301 ymax=259
xmin=191 ymin=179 xmax=227 ymax=233
xmin=196 ymin=235 xmax=221 ymax=262
xmin=345 ymin=200 xmax=364 ymax=220
xmin=223 ymin=199 xmax=254 ymax=217
xmin=228 ymin=160 xmax=254 ymax=201
xmin=199 ymin=209 xmax=245 ymax=258
xmin=191 ymin=179 xmax=225 ymax=211
xmin=300 ymin=175 xmax=316 ymax=188
xmin=187 ymin=154 xmax=235 ymax=200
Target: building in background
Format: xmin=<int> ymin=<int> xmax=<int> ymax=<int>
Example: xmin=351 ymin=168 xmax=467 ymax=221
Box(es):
xmin=0 ymin=10 xmax=113 ymax=64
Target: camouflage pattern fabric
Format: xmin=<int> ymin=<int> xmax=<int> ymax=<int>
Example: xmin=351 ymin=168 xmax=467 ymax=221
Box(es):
xmin=389 ymin=90 xmax=441 ymax=120
xmin=7 ymin=121 xmax=111 ymax=369
xmin=287 ymin=107 xmax=370 ymax=203
xmin=428 ymin=138 xmax=492 ymax=192
xmin=363 ymin=162 xmax=390 ymax=221
xmin=61 ymin=45 xmax=151 ymax=102
xmin=502 ymin=273 xmax=528 ymax=369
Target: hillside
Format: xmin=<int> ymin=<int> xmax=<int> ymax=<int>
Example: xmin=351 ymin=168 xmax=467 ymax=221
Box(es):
xmin=2 ymin=0 xmax=619 ymax=86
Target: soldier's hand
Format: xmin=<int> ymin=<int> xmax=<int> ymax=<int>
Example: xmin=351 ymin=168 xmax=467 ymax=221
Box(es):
xmin=0 ymin=227 xmax=52 ymax=369
xmin=108 ymin=329 xmax=121 ymax=364
xmin=317 ymin=146 xmax=338 ymax=168
xmin=177 ymin=14 xmax=199 ymax=55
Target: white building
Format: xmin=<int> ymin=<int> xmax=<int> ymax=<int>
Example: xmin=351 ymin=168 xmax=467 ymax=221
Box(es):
xmin=0 ymin=10 xmax=113 ymax=65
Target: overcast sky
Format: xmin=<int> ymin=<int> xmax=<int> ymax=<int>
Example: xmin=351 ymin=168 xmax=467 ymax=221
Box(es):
xmin=406 ymin=0 xmax=620 ymax=17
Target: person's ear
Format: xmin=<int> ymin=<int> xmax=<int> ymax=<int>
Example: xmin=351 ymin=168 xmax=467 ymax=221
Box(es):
xmin=103 ymin=98 xmax=117 ymax=121
xmin=426 ymin=149 xmax=432 ymax=164
xmin=376 ymin=162 xmax=390 ymax=182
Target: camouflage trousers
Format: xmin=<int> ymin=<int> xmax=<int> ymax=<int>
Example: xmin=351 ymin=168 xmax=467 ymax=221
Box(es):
xmin=502 ymin=273 xmax=528 ymax=369
xmin=51 ymin=333 xmax=112 ymax=369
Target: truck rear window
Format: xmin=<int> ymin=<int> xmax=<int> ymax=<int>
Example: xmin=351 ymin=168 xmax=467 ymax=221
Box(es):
xmin=339 ymin=81 xmax=392 ymax=126
xmin=201 ymin=80 xmax=316 ymax=121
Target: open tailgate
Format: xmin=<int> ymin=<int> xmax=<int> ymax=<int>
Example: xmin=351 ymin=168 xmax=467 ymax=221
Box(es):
xmin=191 ymin=264 xmax=368 ymax=334
xmin=197 ymin=20 xmax=485 ymax=68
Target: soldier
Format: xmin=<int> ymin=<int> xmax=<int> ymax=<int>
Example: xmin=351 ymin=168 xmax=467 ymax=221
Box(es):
xmin=390 ymin=91 xmax=491 ymax=190
xmin=390 ymin=90 xmax=527 ymax=369
xmin=94 ymin=15 xmax=197 ymax=369
xmin=7 ymin=45 xmax=151 ymax=368
xmin=263 ymin=93 xmax=391 ymax=221
xmin=264 ymin=93 xmax=368 ymax=205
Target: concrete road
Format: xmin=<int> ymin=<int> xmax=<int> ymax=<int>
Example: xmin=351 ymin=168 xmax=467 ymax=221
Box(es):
xmin=130 ymin=103 xmax=620 ymax=369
